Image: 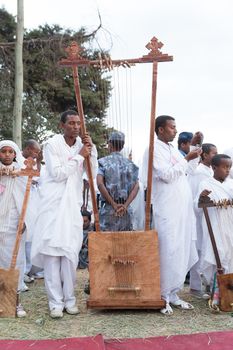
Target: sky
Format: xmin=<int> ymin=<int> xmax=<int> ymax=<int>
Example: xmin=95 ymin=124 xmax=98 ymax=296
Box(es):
xmin=1 ymin=0 xmax=233 ymax=162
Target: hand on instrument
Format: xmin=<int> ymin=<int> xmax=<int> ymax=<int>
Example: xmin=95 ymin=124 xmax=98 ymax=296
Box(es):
xmin=200 ymin=189 xmax=212 ymax=197
xmin=81 ymin=133 xmax=93 ymax=147
xmin=79 ymin=144 xmax=92 ymax=158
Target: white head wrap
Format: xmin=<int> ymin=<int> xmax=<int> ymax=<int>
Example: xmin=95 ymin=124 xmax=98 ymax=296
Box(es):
xmin=0 ymin=140 xmax=25 ymax=167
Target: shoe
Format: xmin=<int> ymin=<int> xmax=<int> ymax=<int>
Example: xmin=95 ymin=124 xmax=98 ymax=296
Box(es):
xmin=20 ymin=283 xmax=29 ymax=292
xmin=24 ymin=274 xmax=34 ymax=283
xmin=50 ymin=308 xmax=63 ymax=319
xmin=160 ymin=302 xmax=173 ymax=315
xmin=171 ymin=299 xmax=194 ymax=310
xmin=65 ymin=306 xmax=80 ymax=315
xmin=17 ymin=304 xmax=26 ymax=318
xmin=33 ymin=272 xmax=44 ymax=279
xmin=190 ymin=289 xmax=210 ymax=300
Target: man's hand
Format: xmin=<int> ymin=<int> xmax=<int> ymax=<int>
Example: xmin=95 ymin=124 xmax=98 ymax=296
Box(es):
xmin=81 ymin=133 xmax=93 ymax=146
xmin=191 ymin=131 xmax=204 ymax=146
xmin=79 ymin=144 xmax=92 ymax=158
xmin=200 ymin=189 xmax=212 ymax=197
xmin=185 ymin=147 xmax=202 ymax=161
xmin=115 ymin=204 xmax=127 ymax=217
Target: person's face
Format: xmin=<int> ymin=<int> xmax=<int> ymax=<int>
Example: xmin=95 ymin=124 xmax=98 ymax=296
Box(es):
xmin=61 ymin=114 xmax=81 ymax=138
xmin=213 ymin=158 xmax=232 ymax=181
xmin=23 ymin=144 xmax=41 ymax=159
xmin=83 ymin=215 xmax=90 ymax=230
xmin=203 ymin=146 xmax=218 ymax=165
xmin=107 ymin=141 xmax=113 ymax=153
xmin=158 ymin=120 xmax=177 ymax=143
xmin=180 ymin=141 xmax=191 ymax=155
xmin=0 ymin=146 xmax=16 ymax=166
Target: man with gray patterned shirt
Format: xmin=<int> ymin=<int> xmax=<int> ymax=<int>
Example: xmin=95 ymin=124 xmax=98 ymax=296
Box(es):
xmin=97 ymin=131 xmax=139 ymax=231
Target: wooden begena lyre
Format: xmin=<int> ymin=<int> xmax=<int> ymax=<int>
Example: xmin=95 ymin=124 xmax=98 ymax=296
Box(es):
xmin=199 ymin=197 xmax=233 ymax=312
xmin=58 ymin=37 xmax=173 ymax=309
xmin=0 ymin=158 xmax=39 ymax=318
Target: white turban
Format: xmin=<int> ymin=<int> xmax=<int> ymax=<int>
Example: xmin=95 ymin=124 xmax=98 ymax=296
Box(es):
xmin=0 ymin=140 xmax=25 ymax=167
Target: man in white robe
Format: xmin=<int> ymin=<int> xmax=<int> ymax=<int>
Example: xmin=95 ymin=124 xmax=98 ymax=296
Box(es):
xmin=150 ymin=115 xmax=201 ymax=315
xmin=195 ymin=154 xmax=233 ymax=286
xmin=187 ymin=143 xmax=217 ymax=297
xmin=31 ymin=110 xmax=97 ymax=319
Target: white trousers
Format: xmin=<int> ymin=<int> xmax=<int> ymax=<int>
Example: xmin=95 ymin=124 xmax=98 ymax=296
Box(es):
xmin=190 ymin=250 xmax=202 ymax=291
xmin=24 ymin=241 xmax=32 ymax=275
xmin=43 ymin=255 xmax=76 ymax=311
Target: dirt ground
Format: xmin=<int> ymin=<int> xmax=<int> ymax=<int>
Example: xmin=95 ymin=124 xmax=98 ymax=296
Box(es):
xmin=1 ymin=269 xmax=233 ymax=340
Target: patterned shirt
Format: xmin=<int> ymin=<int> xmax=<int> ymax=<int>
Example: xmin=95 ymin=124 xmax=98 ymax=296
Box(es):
xmin=98 ymin=152 xmax=139 ymax=203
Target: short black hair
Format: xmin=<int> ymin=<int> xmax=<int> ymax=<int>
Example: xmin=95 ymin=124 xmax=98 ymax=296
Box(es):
xmin=81 ymin=209 xmax=91 ymax=221
xmin=60 ymin=110 xmax=78 ymax=123
xmin=178 ymin=138 xmax=191 ymax=148
xmin=211 ymin=154 xmax=231 ymax=167
xmin=23 ymin=139 xmax=40 ymax=149
xmin=109 ymin=139 xmax=124 ymax=151
xmin=201 ymin=143 xmax=216 ymax=160
xmin=155 ymin=115 xmax=175 ymax=135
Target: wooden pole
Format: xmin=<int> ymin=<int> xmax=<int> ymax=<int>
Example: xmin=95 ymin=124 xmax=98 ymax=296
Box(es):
xmin=145 ymin=61 xmax=158 ymax=231
xmin=9 ymin=158 xmax=39 ymax=269
xmin=10 ymin=175 xmax=33 ymax=269
xmin=72 ymin=66 xmax=100 ymax=232
xmin=202 ymin=206 xmax=223 ymax=274
xmin=13 ymin=0 xmax=24 ymax=149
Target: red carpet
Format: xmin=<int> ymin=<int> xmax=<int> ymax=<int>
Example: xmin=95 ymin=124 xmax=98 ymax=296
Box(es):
xmin=1 ymin=331 xmax=233 ymax=350
xmin=0 ymin=335 xmax=105 ymax=350
xmin=105 ymin=331 xmax=233 ymax=350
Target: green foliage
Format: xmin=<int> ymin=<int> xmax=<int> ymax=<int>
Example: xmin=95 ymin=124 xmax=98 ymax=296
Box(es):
xmin=0 ymin=8 xmax=112 ymax=156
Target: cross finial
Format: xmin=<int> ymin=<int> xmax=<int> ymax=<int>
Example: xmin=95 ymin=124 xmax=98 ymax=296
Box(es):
xmin=24 ymin=158 xmax=36 ymax=170
xmin=65 ymin=41 xmax=83 ymax=60
xmin=145 ymin=37 xmax=163 ymax=56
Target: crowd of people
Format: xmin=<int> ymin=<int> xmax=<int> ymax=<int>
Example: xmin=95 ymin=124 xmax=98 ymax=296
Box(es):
xmin=0 ymin=111 xmax=233 ymax=318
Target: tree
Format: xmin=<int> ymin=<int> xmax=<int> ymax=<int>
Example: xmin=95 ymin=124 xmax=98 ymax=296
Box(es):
xmin=0 ymin=8 xmax=112 ymax=156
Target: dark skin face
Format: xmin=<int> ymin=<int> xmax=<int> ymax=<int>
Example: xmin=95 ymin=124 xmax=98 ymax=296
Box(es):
xmin=83 ymin=216 xmax=91 ymax=230
xmin=157 ymin=119 xmax=177 ymax=143
xmin=60 ymin=114 xmax=82 ymax=145
xmin=213 ymin=158 xmax=232 ymax=182
xmin=22 ymin=143 xmax=41 ymax=159
xmin=202 ymin=146 xmax=218 ymax=167
xmin=60 ymin=113 xmax=93 ymax=157
xmin=179 ymin=141 xmax=191 ymax=155
xmin=0 ymin=146 xmax=16 ymax=166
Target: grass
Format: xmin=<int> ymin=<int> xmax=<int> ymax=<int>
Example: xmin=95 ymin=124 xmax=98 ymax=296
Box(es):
xmin=1 ymin=269 xmax=233 ymax=340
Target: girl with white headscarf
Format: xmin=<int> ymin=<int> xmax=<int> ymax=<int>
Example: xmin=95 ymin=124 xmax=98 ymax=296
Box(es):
xmin=0 ymin=140 xmax=28 ymax=317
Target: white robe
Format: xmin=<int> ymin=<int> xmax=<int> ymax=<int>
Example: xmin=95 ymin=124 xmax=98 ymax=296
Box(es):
xmin=0 ymin=162 xmax=34 ymax=290
xmin=187 ymin=163 xmax=213 ymax=290
xmin=150 ymin=139 xmax=198 ymax=298
xmin=31 ymin=134 xmax=98 ymax=268
xmin=188 ymin=163 xmax=213 ymax=250
xmin=130 ymin=181 xmax=145 ymax=230
xmin=195 ymin=177 xmax=233 ymax=284
xmin=223 ymin=148 xmax=233 ymax=179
